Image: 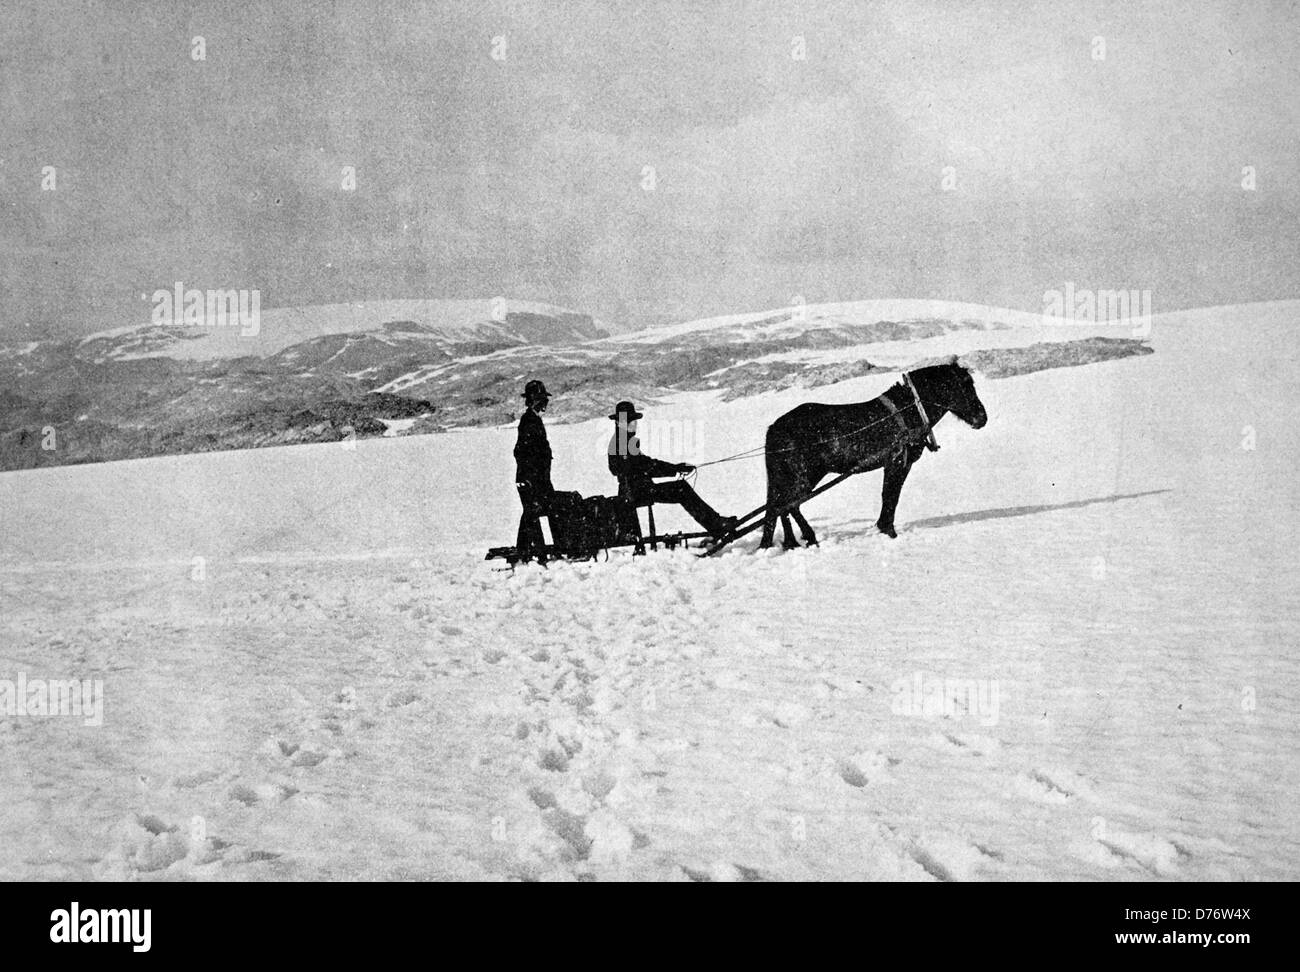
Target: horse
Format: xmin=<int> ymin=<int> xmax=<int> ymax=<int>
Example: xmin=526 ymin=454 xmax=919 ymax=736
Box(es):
xmin=760 ymin=359 xmax=988 ymax=549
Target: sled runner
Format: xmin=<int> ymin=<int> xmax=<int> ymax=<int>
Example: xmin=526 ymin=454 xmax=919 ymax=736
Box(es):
xmin=485 ymin=490 xmax=714 ymax=564
xmin=485 ymin=528 xmax=714 ymax=566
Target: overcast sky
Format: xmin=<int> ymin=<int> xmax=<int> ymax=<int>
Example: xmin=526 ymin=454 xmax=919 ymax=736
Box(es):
xmin=2 ymin=0 xmax=1298 ymax=338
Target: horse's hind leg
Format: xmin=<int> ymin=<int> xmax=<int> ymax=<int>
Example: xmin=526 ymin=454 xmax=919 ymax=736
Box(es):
xmin=760 ymin=483 xmax=781 ymax=549
xmin=760 ymin=507 xmax=777 ymax=548
xmin=789 ymin=505 xmax=818 ymax=546
xmin=762 ymin=451 xmax=794 ymax=549
xmin=779 ymin=513 xmax=800 ymax=549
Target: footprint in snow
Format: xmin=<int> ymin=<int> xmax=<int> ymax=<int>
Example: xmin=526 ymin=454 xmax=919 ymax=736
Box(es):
xmin=888 ymin=827 xmax=1003 ymax=882
xmin=234 ymin=849 xmax=283 ymax=864
xmin=171 ymin=768 xmax=221 ymax=789
xmin=1094 ymin=833 xmax=1192 ymax=876
xmin=229 ymin=781 xmax=299 ymax=806
xmin=836 ymin=751 xmax=900 ymax=788
xmin=538 ymin=749 xmax=570 ymax=772
xmin=542 ymin=809 xmax=592 ymax=862
xmin=838 ymin=761 xmax=871 ymax=788
xmin=937 ymin=731 xmax=1000 ymax=755
xmin=334 ymin=687 xmax=358 ymax=709
xmin=761 ymin=701 xmax=811 ymax=729
xmin=907 ymin=845 xmax=955 ymax=882
xmin=527 ymin=787 xmax=558 ymax=810
xmin=1012 ymin=769 xmax=1073 ymax=803
xmin=229 ymin=784 xmax=260 ymax=807
xmin=136 ymin=814 xmax=175 ymax=836
xmin=819 ymin=674 xmax=869 ymax=696
xmin=581 ymin=770 xmax=617 ymax=801
xmin=386 ymin=688 xmax=421 ymax=708
xmin=1029 ymin=769 xmax=1072 ymax=796
xmin=912 ymin=839 xmax=1005 ymax=882
xmin=681 ymin=862 xmax=766 ymax=883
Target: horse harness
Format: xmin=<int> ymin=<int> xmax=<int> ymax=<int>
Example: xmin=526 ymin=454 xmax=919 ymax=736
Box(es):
xmin=880 ymin=373 xmax=941 ymax=463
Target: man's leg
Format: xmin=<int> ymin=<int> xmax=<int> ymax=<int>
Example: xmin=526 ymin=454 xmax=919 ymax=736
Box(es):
xmin=613 ymin=497 xmax=642 ymax=542
xmin=516 ymin=487 xmax=548 ymax=560
xmin=649 ymin=480 xmax=729 ymax=535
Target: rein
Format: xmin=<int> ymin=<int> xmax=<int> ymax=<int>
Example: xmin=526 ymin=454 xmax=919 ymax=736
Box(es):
xmin=693 ymin=373 xmax=944 ymax=469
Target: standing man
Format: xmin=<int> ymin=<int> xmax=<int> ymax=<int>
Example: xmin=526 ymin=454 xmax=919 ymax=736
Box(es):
xmin=607 ymin=401 xmax=737 ymax=539
xmin=514 ymin=379 xmax=555 ymax=562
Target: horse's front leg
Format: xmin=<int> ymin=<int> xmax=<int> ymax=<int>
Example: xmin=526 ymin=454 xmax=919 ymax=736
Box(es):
xmin=779 ymin=513 xmax=800 ymax=549
xmin=877 ymin=447 xmax=922 ymax=538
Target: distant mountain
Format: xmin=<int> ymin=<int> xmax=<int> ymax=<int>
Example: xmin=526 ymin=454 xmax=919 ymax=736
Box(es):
xmin=74 ymin=298 xmax=610 ymax=362
xmin=0 ymin=298 xmax=1153 ymax=472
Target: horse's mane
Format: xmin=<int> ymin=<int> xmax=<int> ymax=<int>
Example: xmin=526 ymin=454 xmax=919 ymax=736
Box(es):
xmin=907 ymin=353 xmax=961 ymax=371
xmin=890 ymin=354 xmax=965 ymax=391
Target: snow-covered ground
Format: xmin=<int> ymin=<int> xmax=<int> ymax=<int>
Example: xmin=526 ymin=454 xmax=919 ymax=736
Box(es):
xmin=1 ymin=302 xmax=1296 ymax=881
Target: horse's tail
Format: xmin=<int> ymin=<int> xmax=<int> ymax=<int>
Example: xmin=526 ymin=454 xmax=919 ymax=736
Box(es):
xmin=763 ymin=423 xmax=783 ymax=489
xmin=756 ymin=424 xmax=779 ymax=541
xmin=763 ymin=422 xmax=799 ymax=510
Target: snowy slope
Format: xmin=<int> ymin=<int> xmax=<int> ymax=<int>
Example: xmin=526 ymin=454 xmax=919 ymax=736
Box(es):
xmin=605 ymin=298 xmax=1048 ymax=345
xmin=74 ymin=298 xmax=607 ymax=362
xmin=1 ymin=302 xmax=1296 ymax=881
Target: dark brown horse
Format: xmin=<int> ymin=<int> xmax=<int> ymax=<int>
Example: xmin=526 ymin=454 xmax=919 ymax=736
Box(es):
xmin=761 ymin=359 xmax=988 ymax=548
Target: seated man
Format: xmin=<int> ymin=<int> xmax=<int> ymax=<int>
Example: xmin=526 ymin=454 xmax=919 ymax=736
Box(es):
xmin=606 ymin=400 xmax=737 ymax=539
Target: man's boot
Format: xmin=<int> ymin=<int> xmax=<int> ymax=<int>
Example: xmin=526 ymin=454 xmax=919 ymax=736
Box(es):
xmin=711 ymin=515 xmax=739 ymax=540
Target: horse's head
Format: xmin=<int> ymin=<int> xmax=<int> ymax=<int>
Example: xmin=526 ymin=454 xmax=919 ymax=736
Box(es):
xmin=913 ymin=359 xmax=987 ymax=429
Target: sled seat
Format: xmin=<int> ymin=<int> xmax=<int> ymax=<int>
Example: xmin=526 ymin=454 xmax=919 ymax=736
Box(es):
xmin=613 ymin=497 xmax=658 ymax=552
xmin=637 ymin=500 xmax=658 ymax=552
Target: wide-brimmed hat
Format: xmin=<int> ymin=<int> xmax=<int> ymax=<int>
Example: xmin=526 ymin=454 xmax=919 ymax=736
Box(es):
xmin=608 ymin=400 xmax=643 ymax=421
xmin=522 ymin=379 xmax=550 ymax=402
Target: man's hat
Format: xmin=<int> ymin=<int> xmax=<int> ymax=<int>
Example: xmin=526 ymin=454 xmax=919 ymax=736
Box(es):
xmin=609 ymin=400 xmax=643 ymax=421
xmin=522 ymin=379 xmax=550 ymax=402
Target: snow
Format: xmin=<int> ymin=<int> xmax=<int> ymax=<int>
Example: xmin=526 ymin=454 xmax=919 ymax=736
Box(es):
xmin=719 ymin=320 xmax=1143 ymax=373
xmin=605 ymin=298 xmax=1048 ymax=345
xmin=1 ymin=301 xmax=1297 ymax=881
xmin=75 ymin=298 xmax=602 ymax=361
xmin=377 ymin=416 xmax=430 ymax=438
